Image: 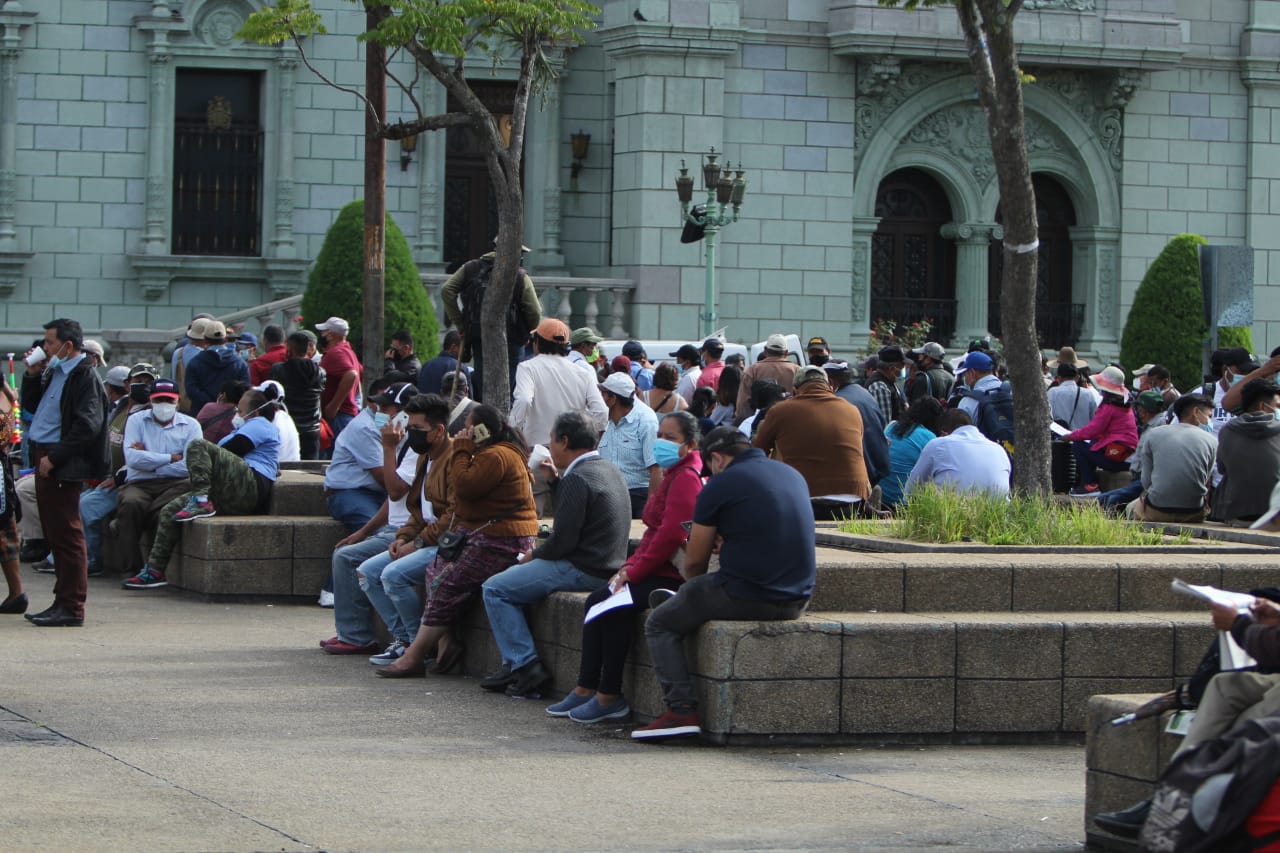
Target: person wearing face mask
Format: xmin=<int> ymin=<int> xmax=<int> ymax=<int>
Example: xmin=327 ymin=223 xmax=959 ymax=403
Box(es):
xmin=806 ymin=336 xmax=831 ymax=367
xmin=254 ymin=380 xmax=300 ymax=463
xmin=477 ymin=410 xmax=632 ymax=700
xmin=322 ymin=379 xmax=408 ymax=537
xmin=864 ymin=346 xmax=908 ymax=425
xmin=125 ymin=389 xmax=281 ymax=591
xmin=1065 ymin=365 xmax=1140 ymax=496
xmin=1211 ymin=380 xmax=1280 ymax=525
xmin=567 ymin=327 xmax=603 ymax=377
xmin=542 ymin=411 xmax=703 ymax=723
xmin=183 ymin=320 xmax=250 ymax=417
xmin=115 ymin=380 xmax=202 ymax=586
xmin=670 ymin=344 xmax=702 ymax=402
xmin=1125 ymin=394 xmax=1218 ymax=522
xmin=633 ymin=426 xmax=814 ymax=742
xmin=195 ymin=380 xmax=249 ymax=445
xmin=20 ymin=318 xmax=110 ymax=627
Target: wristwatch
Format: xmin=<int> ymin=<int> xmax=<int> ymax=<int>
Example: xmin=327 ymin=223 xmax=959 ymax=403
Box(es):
xmin=413 ymin=535 xmax=426 ymax=550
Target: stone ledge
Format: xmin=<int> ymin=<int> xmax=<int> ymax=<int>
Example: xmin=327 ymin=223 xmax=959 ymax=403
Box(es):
xmin=169 ymin=515 xmax=346 ymax=597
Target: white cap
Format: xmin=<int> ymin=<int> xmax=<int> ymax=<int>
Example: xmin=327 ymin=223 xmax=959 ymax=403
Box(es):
xmin=765 ymin=333 xmax=787 ymax=353
xmin=315 ymin=316 xmax=350 ymax=335
xmin=254 ymin=380 xmax=285 ymax=401
xmin=82 ymin=339 xmax=105 ymax=360
xmin=104 ymin=365 xmax=130 ymax=388
xmin=599 ymin=372 xmax=636 ymax=398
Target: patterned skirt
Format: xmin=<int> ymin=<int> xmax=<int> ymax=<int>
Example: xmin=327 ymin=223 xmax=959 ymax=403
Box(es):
xmin=421 ymin=529 xmax=535 ymax=627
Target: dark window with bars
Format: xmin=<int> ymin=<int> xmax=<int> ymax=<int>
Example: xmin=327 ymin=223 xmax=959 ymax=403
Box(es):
xmin=172 ymin=69 xmax=263 ymax=256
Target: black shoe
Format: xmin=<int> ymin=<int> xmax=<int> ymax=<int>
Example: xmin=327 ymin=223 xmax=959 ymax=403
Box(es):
xmin=24 ymin=603 xmax=57 ymax=622
xmin=26 ymin=605 xmax=83 ymax=627
xmin=505 ymin=660 xmax=550 ymax=697
xmin=0 ymin=593 xmax=27 ymax=614
xmin=479 ymin=664 xmax=515 ymax=692
xmin=1094 ymin=798 xmax=1151 ymax=838
xmin=19 ymin=540 xmax=48 ymax=563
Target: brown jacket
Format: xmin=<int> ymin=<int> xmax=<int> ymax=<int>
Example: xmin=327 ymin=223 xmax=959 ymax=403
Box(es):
xmin=446 ymin=437 xmax=539 ymax=537
xmin=395 ymin=436 xmax=455 ymax=546
xmin=753 ymin=381 xmax=870 ymax=499
xmin=736 ymin=355 xmax=801 ymax=419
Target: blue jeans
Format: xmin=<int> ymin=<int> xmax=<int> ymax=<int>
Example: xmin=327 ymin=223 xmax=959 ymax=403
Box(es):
xmin=359 ymin=544 xmax=437 ymax=644
xmin=1099 ymin=478 xmax=1143 ymax=513
xmin=80 ymin=484 xmax=119 ymax=572
xmin=481 ymin=557 xmax=603 ymax=670
xmin=331 ymin=526 xmax=396 ymax=646
xmin=326 ymin=488 xmax=386 ymax=533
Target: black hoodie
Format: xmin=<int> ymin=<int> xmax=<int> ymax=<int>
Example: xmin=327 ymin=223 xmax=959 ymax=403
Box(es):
xmin=1215 ymin=411 xmax=1280 ymax=521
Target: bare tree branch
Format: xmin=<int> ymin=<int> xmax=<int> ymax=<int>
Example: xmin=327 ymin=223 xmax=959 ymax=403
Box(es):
xmin=385 ymin=64 xmax=424 ymax=118
xmin=289 ymin=32 xmax=383 ymax=126
xmin=381 ymin=112 xmax=472 ymax=138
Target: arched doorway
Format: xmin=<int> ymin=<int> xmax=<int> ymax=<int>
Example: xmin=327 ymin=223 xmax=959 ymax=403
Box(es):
xmin=870 ymin=169 xmax=957 ymax=341
xmin=987 ymin=174 xmax=1080 ymax=347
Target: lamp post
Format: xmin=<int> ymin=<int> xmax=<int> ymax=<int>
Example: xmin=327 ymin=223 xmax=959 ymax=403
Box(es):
xmin=676 ymin=147 xmax=747 ymax=337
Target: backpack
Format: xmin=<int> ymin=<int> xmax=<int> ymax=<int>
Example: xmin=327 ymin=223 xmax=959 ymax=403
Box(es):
xmin=1140 ymin=716 xmax=1280 ymax=853
xmin=960 ymin=382 xmax=1015 ymax=448
xmin=459 ymin=257 xmax=530 ymax=359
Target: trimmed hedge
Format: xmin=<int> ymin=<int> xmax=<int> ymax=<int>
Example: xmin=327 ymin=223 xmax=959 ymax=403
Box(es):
xmin=1217 ymin=326 xmax=1255 ymax=355
xmin=1120 ymin=233 xmax=1207 ymax=392
xmin=300 ymin=199 xmax=439 ymax=360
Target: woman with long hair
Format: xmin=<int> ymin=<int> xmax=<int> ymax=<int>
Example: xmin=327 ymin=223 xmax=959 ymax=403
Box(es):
xmin=643 ymin=363 xmax=689 ymax=415
xmin=709 ymin=365 xmax=741 ymax=426
xmin=881 ymin=396 xmax=943 ymax=508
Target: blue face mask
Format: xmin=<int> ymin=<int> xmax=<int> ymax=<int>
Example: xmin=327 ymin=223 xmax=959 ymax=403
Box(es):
xmin=652 ymin=438 xmax=682 ymax=470
xmin=1231 ymin=372 xmax=1246 ymax=387
xmin=372 ymin=411 xmax=390 ymax=429
xmin=1200 ymin=421 xmax=1215 ymax=433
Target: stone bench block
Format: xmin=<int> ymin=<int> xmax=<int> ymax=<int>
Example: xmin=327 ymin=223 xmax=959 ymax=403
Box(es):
xmin=955 ymin=679 xmax=1062 ymax=732
xmin=841 ymin=615 xmax=955 ymax=678
xmin=691 ymin=617 xmax=843 ymax=680
xmin=1116 ymin=561 xmax=1221 ymax=610
xmin=903 ymin=563 xmax=1013 ymax=611
xmin=267 ymin=472 xmax=328 ymax=517
xmin=180 ymin=516 xmax=294 ymax=561
xmin=842 ymin=678 xmax=955 ymax=734
xmin=1063 ymin=615 xmax=1175 ymax=678
xmin=1066 ymin=678 xmax=1174 ymax=732
xmin=811 ymin=559 xmax=903 ymax=612
xmin=1220 ymin=562 xmax=1280 ymax=596
xmin=176 ymin=556 xmax=294 ymax=597
xmin=703 ymin=678 xmax=841 ymax=735
xmin=956 ymin=615 xmax=1064 ymax=679
xmin=289 ymin=518 xmax=347 ymax=595
xmin=1011 ymin=562 xmax=1119 ymax=611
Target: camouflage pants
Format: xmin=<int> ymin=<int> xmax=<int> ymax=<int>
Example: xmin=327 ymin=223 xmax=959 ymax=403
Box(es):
xmin=148 ymin=439 xmax=264 ymax=571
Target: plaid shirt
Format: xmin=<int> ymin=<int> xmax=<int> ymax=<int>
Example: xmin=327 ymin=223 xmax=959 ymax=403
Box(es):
xmin=867 ymin=373 xmax=904 ymax=424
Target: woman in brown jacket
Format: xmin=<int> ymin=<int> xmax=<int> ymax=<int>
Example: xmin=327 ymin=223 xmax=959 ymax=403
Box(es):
xmin=379 ymin=404 xmax=538 ymax=677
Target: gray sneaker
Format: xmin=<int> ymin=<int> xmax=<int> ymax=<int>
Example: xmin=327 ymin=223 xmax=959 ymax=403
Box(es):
xmin=368 ymin=641 xmax=406 ymax=666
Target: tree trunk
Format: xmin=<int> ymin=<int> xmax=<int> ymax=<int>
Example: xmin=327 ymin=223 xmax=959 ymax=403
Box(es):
xmin=481 ymin=161 xmax=526 ymax=418
xmin=361 ymin=3 xmax=387 ymax=385
xmin=958 ymin=0 xmax=1052 ymax=495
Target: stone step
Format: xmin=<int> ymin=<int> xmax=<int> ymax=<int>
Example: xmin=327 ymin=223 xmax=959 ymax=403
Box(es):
xmin=170 ymin=515 xmax=345 ymax=597
xmin=460 ymin=595 xmax=1219 ymax=742
xmin=1084 ymin=693 xmax=1173 ymax=851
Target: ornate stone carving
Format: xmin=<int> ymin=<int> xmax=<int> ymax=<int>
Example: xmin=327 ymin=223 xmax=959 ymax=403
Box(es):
xmin=856 ymin=56 xmax=901 ymax=98
xmin=854 ymin=60 xmax=960 ymax=153
xmin=851 ymin=244 xmax=869 ymax=324
xmin=1024 ymin=0 xmax=1095 ymax=10
xmin=544 ymin=187 xmax=562 ymax=255
xmin=199 ymin=7 xmax=245 ymax=47
xmin=1036 ymin=69 xmax=1129 ymax=171
xmin=898 ymin=102 xmax=1071 ymax=189
xmin=1097 ymin=246 xmax=1115 ymax=330
xmin=1108 ymin=71 xmax=1143 ymax=110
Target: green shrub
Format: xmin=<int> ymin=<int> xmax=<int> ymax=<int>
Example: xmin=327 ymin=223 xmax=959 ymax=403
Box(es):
xmin=300 ymin=199 xmax=439 ymax=360
xmin=1217 ymin=326 xmax=1255 ymax=355
xmin=1120 ymin=233 xmax=1207 ymax=392
xmin=839 ymin=485 xmax=1187 ymax=546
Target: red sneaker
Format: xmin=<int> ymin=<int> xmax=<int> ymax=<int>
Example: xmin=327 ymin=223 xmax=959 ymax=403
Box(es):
xmin=321 ymin=638 xmax=381 ymax=655
xmin=630 ymin=708 xmax=701 ymax=741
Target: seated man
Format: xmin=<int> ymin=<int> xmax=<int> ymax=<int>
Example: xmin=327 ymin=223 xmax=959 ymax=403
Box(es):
xmin=1095 ymin=595 xmax=1280 ymax=838
xmin=906 ymin=409 xmax=1011 ymax=498
xmin=319 ymin=391 xmax=422 ymax=656
xmin=1126 ymin=393 xmax=1217 ymax=523
xmin=597 ymin=372 xmax=659 ymax=518
xmin=753 ymin=364 xmax=870 ymax=519
xmin=479 ymin=411 xmax=631 ymax=697
xmin=123 ymin=389 xmax=280 ymax=590
xmin=634 ymin=427 xmax=815 ymax=741
xmin=116 ymin=380 xmax=202 ymax=583
xmin=1213 ymin=379 xmax=1280 ymax=525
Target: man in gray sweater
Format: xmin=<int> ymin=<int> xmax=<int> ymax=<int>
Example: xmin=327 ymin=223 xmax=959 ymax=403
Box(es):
xmin=480 ymin=410 xmax=632 ymax=697
xmin=1126 ymin=394 xmax=1217 ymax=522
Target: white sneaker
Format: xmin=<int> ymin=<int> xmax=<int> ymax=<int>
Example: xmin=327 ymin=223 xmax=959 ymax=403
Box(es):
xmin=369 ymin=641 xmax=406 ymax=666
xmin=317 ymin=590 xmax=335 ymax=608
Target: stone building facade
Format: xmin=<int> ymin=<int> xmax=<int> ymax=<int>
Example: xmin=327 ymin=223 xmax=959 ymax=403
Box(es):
xmin=0 ymin=0 xmax=1277 ymax=360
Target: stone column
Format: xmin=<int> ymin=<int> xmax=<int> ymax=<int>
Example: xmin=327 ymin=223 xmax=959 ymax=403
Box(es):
xmin=850 ymin=216 xmax=879 ymax=344
xmin=943 ymin=222 xmax=1000 ymax=346
xmin=1070 ymin=225 xmax=1122 ymax=356
xmin=412 ymin=82 xmax=446 ymax=271
xmin=140 ymin=38 xmax=173 ymax=254
xmin=0 ymin=5 xmax=36 ymax=296
xmin=270 ymin=55 xmax=298 ymax=260
xmin=538 ymin=75 xmax=566 ymax=271
xmin=1243 ymin=6 xmax=1280 ymax=354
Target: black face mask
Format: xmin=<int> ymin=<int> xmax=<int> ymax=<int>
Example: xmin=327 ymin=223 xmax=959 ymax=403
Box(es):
xmin=809 ymin=353 xmax=830 ymax=367
xmin=406 ymin=428 xmax=433 ymax=454
xmin=129 ymin=383 xmax=151 ymax=404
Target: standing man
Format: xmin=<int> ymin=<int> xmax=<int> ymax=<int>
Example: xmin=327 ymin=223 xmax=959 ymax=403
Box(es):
xmin=695 ymin=338 xmax=726 ymax=393
xmin=906 ymin=342 xmax=954 ymax=403
xmin=316 ymin=316 xmax=362 ymax=440
xmin=805 ymin=336 xmax=831 ymax=366
xmin=671 ymin=344 xmax=702 ymax=403
xmin=621 ymin=341 xmax=655 ymax=391
xmin=22 ymin=318 xmax=109 ymax=627
xmin=634 ymin=427 xmax=815 ymax=741
xmin=567 ymin=327 xmax=604 ymax=377
xmin=417 ymin=329 xmax=466 ymax=395
xmin=865 ymin=346 xmax=908 ymax=424
xmin=250 ymin=325 xmax=288 ymax=385
xmin=597 ymin=372 xmax=660 ymax=518
xmin=735 ymin=334 xmax=800 ymax=420
xmin=383 ymin=329 xmax=420 ymax=384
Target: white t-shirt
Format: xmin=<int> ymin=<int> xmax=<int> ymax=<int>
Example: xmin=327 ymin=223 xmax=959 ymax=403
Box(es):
xmin=271 ymin=410 xmax=301 ymax=463
xmin=386 ymin=448 xmax=421 ymax=529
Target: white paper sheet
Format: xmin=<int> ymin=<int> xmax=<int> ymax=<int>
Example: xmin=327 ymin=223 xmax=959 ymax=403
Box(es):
xmin=1049 ymin=421 xmax=1071 ymax=438
xmin=584 ymin=584 xmax=633 ymax=624
xmin=1171 ymin=579 xmax=1256 ymax=612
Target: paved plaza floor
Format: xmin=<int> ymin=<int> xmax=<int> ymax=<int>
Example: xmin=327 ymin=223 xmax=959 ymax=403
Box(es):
xmin=2 ymin=569 xmax=1087 ymax=852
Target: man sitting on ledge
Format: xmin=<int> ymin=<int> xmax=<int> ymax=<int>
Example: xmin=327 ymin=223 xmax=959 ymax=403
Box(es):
xmin=633 ymin=426 xmax=815 ymax=742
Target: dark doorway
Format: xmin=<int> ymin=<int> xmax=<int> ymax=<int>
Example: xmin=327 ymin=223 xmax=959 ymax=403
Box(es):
xmin=988 ymin=174 xmax=1080 ymax=347
xmin=442 ymin=81 xmax=519 ymax=269
xmin=871 ymin=168 xmax=957 ymax=341
xmin=172 ymin=69 xmax=263 ymax=256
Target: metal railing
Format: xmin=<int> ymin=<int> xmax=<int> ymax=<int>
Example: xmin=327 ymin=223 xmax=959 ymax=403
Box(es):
xmin=988 ymin=301 xmax=1085 ymax=348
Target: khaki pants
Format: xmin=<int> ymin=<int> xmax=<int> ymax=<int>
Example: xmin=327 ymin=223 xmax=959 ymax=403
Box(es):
xmin=16 ymin=474 xmax=41 ymax=541
xmin=1125 ymin=495 xmax=1205 ymax=524
xmin=1174 ymin=671 xmax=1280 ymax=759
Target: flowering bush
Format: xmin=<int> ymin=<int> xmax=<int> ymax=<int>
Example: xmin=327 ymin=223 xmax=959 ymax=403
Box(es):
xmin=868 ymin=318 xmax=934 ymax=352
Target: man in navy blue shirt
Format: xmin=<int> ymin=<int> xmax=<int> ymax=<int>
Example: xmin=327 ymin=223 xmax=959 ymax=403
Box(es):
xmin=633 ymin=427 xmax=816 ymax=741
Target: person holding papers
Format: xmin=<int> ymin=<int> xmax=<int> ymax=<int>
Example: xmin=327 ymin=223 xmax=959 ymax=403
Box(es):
xmin=1095 ymin=586 xmax=1280 ymax=838
xmin=545 ymin=411 xmax=703 ymax=724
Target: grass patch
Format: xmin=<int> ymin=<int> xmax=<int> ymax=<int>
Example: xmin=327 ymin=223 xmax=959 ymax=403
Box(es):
xmin=840 ymin=485 xmax=1191 ymax=546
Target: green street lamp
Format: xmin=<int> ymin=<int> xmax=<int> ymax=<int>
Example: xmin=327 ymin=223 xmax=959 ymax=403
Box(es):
xmin=676 ymin=148 xmax=747 ymax=337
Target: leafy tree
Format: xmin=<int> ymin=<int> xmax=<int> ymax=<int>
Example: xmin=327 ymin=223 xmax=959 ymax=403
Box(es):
xmin=1217 ymin=326 xmax=1255 ymax=355
xmin=879 ymin=0 xmax=1050 ymax=495
xmin=1120 ymin=233 xmax=1208 ymax=393
xmin=301 ymin=200 xmax=439 ymax=361
xmin=242 ymin=0 xmax=598 ymax=413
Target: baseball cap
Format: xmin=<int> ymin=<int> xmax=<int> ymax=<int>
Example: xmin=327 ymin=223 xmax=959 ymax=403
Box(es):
xmin=609 ymin=355 xmax=632 ymax=375
xmin=188 ymin=318 xmax=211 ymax=340
xmin=204 ymin=320 xmax=227 ymax=343
xmin=369 ymin=381 xmax=415 ymax=408
xmin=150 ymin=379 xmax=179 ymax=400
xmin=314 ymin=317 xmax=350 ymax=335
xmin=299 ymin=329 xmax=318 ymax=344
xmin=1132 ymin=363 xmax=1156 ymax=377
xmin=877 ymin=346 xmax=906 ymax=365
xmin=700 ymin=426 xmax=749 ymax=456
xmin=1135 ymin=390 xmax=1166 ymax=412
xmin=670 ymin=344 xmax=701 ymax=362
xmin=700 ymin=338 xmax=724 ymax=355
xmin=570 ymin=327 xmax=602 ymax=346
xmin=958 ymin=351 xmax=994 ymax=372
xmin=622 ymin=340 xmax=646 ymax=360
xmin=794 ymin=364 xmax=828 ymax=388
xmin=600 ymin=372 xmax=636 ymax=398
xmin=82 ymin=339 xmax=105 ymax=361
xmin=534 ymin=317 xmax=570 ymax=343
xmin=254 ymin=380 xmax=286 ymax=401
xmin=911 ymin=342 xmax=946 ymax=360
xmin=104 ymin=365 xmax=130 ymax=389
xmin=822 ymin=359 xmax=851 ymax=373
xmin=237 ymin=331 xmax=259 ymax=348
xmin=128 ymin=362 xmax=159 ymax=380
xmin=764 ymin=333 xmax=787 ymax=353
xmin=806 ymin=336 xmax=829 ymax=351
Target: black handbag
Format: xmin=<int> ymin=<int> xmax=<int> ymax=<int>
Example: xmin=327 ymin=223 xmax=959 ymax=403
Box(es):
xmin=436 ymin=502 xmax=526 ymax=563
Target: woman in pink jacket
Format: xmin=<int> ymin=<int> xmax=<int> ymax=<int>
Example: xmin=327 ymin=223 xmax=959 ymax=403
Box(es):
xmin=1065 ymin=366 xmax=1139 ymax=495
xmin=545 ymin=410 xmax=704 ymax=725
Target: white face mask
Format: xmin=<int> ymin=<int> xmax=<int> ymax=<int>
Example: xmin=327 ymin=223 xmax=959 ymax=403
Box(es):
xmin=231 ymin=414 xmax=245 ymax=429
xmin=150 ymin=402 xmax=177 ymax=423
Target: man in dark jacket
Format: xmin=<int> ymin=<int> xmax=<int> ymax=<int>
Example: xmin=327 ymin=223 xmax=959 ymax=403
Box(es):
xmin=823 ymin=360 xmax=890 ymax=487
xmin=1213 ymin=379 xmax=1280 ymax=524
xmin=382 ymin=329 xmax=421 ymax=383
xmin=184 ymin=320 xmax=250 ymax=415
xmin=269 ymin=331 xmax=324 ymax=460
xmin=21 ymin=318 xmax=109 ymax=627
